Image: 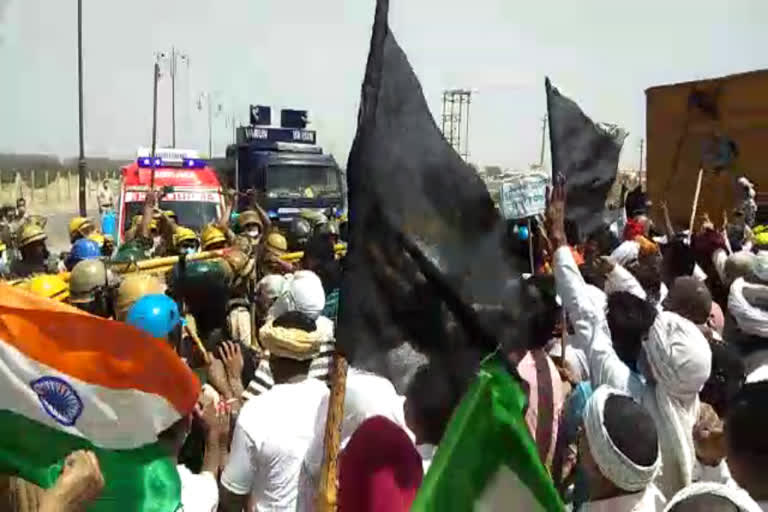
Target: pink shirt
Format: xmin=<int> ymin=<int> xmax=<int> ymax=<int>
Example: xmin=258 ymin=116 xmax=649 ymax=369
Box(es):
xmin=516 ymin=351 xmax=565 ymax=467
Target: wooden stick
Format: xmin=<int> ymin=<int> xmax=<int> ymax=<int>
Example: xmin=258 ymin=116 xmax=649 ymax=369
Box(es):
xmin=315 ymin=352 xmax=348 ymax=512
xmin=183 ymin=324 xmax=211 ymax=366
xmin=688 ymin=168 xmax=704 ymax=242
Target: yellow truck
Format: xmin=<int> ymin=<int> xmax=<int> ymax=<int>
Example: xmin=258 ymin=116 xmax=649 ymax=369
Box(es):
xmin=646 ymin=69 xmax=768 ymax=229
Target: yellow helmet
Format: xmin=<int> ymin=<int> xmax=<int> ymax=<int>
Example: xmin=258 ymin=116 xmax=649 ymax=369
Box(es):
xmin=201 ymin=225 xmax=227 ymax=250
xmin=265 ymin=231 xmax=288 ymax=253
xmin=26 ymin=274 xmax=69 ymax=302
xmin=17 ymin=223 xmax=47 ymax=248
xmin=88 ymin=233 xmax=105 ymax=247
xmin=115 ymin=274 xmax=165 ymax=320
xmin=69 ymin=217 xmax=94 ymax=241
xmin=173 ymin=227 xmax=199 ymax=247
xmin=163 ymin=210 xmax=178 ymax=221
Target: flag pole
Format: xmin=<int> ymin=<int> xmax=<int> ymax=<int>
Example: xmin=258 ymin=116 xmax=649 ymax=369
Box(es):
xmin=315 ymin=352 xmax=348 ymax=511
xmin=545 ymin=78 xmax=557 ymax=180
xmin=688 ymin=168 xmax=704 ymax=241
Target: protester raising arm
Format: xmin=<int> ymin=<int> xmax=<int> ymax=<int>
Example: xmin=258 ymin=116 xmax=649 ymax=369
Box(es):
xmin=547 ymin=182 xmax=644 ymax=398
xmin=38 ymin=450 xmax=105 ymax=512
xmin=600 ymin=256 xmax=648 ymax=300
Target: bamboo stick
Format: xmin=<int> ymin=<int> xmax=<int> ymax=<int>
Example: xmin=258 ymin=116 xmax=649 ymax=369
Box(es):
xmin=315 ymin=353 xmax=348 ymax=512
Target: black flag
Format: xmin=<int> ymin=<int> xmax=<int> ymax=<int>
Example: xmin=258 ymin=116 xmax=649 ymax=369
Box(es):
xmin=337 ymin=0 xmax=540 ymax=388
xmin=546 ymin=78 xmax=627 ymax=241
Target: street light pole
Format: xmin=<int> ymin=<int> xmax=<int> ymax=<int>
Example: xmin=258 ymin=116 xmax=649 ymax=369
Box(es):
xmin=171 ymin=46 xmax=176 ymax=148
xmin=77 ymin=0 xmax=86 ymax=216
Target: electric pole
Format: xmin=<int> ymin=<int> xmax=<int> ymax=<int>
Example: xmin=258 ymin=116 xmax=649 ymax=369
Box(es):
xmin=150 ymin=60 xmax=160 ymax=188
xmin=539 ymin=115 xmax=548 ymax=169
xmin=198 ymin=92 xmax=225 ymax=157
xmin=77 ymin=0 xmax=86 ymax=216
xmin=638 ymin=138 xmax=645 ymax=187
xmin=156 ymin=48 xmax=188 ymax=147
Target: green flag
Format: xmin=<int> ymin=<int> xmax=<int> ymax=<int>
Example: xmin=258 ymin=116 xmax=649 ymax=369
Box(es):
xmin=411 ymin=359 xmax=563 ymax=511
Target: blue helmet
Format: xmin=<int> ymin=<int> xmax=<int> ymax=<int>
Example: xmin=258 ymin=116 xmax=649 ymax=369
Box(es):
xmin=126 ymin=294 xmax=181 ymax=339
xmin=66 ymin=238 xmax=102 ymax=270
xmin=71 ymin=238 xmax=101 ymax=261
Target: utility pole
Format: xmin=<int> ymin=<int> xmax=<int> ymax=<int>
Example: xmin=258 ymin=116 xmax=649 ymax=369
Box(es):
xmin=156 ymin=48 xmax=188 ymax=147
xmin=539 ymin=115 xmax=548 ymax=169
xmin=77 ymin=0 xmax=86 ymax=216
xmin=150 ymin=61 xmax=160 ymax=188
xmin=198 ymin=92 xmax=222 ymax=157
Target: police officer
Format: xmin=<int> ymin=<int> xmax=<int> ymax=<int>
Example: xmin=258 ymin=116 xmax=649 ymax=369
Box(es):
xmin=201 ymin=225 xmax=228 ymax=252
xmin=69 ymin=259 xmax=117 ymax=318
xmin=288 ymin=217 xmax=312 ymax=251
xmin=10 ymin=224 xmax=56 ymax=278
xmin=221 ymin=249 xmax=257 ymax=348
xmin=68 ymin=217 xmax=96 ymax=244
xmin=173 ymin=227 xmax=201 ymax=255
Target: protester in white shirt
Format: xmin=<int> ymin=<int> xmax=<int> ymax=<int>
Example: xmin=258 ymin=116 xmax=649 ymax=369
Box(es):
xmin=726 ymin=382 xmax=768 ymax=510
xmin=219 ymin=306 xmax=331 ymax=512
xmin=577 ymin=385 xmax=665 ymax=512
xmin=299 ymin=368 xmax=413 ymax=511
xmin=663 ymin=482 xmax=762 ymax=512
xmin=547 ymin=183 xmax=711 ymax=499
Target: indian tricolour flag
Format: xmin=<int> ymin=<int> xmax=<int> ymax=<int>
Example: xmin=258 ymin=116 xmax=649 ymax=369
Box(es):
xmin=411 ymin=359 xmax=564 ymax=512
xmin=0 ymin=283 xmax=199 ymax=511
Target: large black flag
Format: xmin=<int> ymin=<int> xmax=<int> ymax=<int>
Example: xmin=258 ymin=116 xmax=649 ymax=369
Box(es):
xmin=546 ymin=78 xmax=627 ymax=240
xmin=337 ymin=0 xmax=540 ymax=388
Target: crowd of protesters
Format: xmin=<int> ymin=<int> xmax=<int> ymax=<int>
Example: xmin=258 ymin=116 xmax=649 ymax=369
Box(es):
xmin=2 ymin=171 xmax=768 ymax=512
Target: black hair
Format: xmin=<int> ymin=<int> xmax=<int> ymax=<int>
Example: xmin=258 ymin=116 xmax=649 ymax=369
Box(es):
xmin=667 ymin=494 xmax=740 ymax=512
xmin=700 ymin=343 xmax=745 ymax=417
xmin=629 ymin=259 xmax=662 ymax=304
xmin=662 ymin=238 xmax=696 ymax=283
xmin=273 ymin=311 xmax=317 ymax=332
xmin=603 ymin=395 xmax=659 ymax=467
xmin=606 ymin=292 xmax=657 ymax=371
xmin=726 ymin=382 xmax=768 ymax=462
xmin=523 ymin=275 xmax=561 ymax=350
xmin=406 ymin=364 xmax=465 ymax=445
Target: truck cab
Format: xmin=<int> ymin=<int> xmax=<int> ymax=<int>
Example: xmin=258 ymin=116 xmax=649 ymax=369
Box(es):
xmin=117 ymin=148 xmax=224 ymax=244
xmin=225 ymin=108 xmax=344 ymax=228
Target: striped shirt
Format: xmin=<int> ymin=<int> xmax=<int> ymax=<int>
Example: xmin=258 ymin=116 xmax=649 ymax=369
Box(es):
xmin=243 ymin=339 xmax=336 ymax=401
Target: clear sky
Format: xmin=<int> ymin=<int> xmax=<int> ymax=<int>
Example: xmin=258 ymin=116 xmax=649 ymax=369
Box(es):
xmin=1 ymin=0 xmax=767 ymax=170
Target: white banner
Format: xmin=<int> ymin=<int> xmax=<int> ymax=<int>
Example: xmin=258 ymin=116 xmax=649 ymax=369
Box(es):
xmin=499 ymin=173 xmax=549 ymax=220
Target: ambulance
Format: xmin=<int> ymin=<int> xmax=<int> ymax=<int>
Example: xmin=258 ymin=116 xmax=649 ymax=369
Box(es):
xmin=117 ymin=148 xmax=225 ymax=243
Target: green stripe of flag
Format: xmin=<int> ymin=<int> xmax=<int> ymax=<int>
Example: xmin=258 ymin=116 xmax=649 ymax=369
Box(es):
xmin=0 ymin=410 xmax=181 ymax=512
xmin=411 ymin=359 xmax=563 ymax=512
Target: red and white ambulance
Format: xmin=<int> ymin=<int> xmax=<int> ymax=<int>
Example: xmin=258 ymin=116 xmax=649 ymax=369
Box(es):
xmin=117 ymin=148 xmax=225 ymax=244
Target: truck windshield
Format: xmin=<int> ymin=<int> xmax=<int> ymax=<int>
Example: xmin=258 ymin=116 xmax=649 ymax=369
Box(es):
xmin=123 ymin=201 xmax=220 ymax=232
xmin=266 ymin=165 xmax=340 ymax=199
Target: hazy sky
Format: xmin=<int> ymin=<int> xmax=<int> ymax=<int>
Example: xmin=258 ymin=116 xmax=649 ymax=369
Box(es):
xmin=1 ymin=1 xmax=767 ymax=170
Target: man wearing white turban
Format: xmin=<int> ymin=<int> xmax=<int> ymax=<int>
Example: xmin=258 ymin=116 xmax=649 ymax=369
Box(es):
xmin=578 ymin=385 xmax=665 ymax=511
xmin=663 ymin=482 xmax=762 ymax=512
